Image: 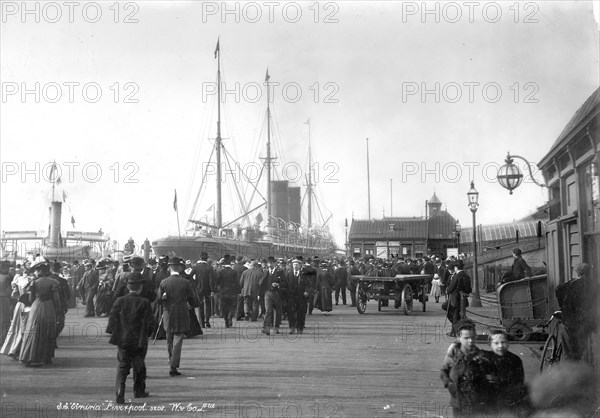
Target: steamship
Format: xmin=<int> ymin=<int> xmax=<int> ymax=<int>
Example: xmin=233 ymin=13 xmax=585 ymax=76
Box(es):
xmin=0 ymin=163 xmax=111 ymax=262
xmin=151 ymin=41 xmax=337 ymax=261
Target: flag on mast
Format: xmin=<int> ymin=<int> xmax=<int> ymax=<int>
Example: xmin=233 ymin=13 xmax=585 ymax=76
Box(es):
xmin=265 ymin=68 xmax=270 ymax=82
xmin=173 ymin=189 xmax=178 ymax=212
xmin=206 ymin=204 xmax=215 ymax=212
xmin=214 ymin=39 xmax=220 ymax=58
xmin=62 ymin=191 xmax=67 ymax=202
xmin=71 ymin=216 xmax=75 ymax=228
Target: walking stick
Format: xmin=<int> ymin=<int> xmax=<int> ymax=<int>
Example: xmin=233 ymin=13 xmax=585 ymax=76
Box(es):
xmin=153 ymin=311 xmax=163 ymax=346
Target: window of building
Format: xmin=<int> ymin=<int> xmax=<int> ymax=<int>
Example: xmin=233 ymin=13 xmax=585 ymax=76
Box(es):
xmin=365 ymin=248 xmax=374 ymax=255
xmin=564 ymin=173 xmax=577 ymax=214
xmin=389 ymin=224 xmax=396 ymax=231
xmin=582 ymin=161 xmax=600 ymax=233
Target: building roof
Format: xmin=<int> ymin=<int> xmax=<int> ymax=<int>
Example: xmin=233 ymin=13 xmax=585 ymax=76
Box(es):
xmin=539 ymin=87 xmax=600 ymax=168
xmin=349 ymin=218 xmax=427 ymax=240
xmin=428 ymin=192 xmax=442 ymax=205
xmin=349 ymin=210 xmax=457 ymax=241
xmin=460 ymin=220 xmax=542 ymax=244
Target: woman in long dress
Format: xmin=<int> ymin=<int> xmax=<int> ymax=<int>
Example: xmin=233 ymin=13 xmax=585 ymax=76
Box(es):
xmin=19 ymin=260 xmax=60 ymax=366
xmin=0 ymin=269 xmax=32 ymax=358
xmin=94 ymin=262 xmax=114 ymax=317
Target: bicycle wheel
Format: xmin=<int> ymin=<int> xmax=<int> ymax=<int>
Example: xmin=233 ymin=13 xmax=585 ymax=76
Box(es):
xmin=540 ymin=334 xmax=557 ymax=372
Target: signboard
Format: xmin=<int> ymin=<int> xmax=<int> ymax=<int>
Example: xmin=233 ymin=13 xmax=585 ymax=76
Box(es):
xmin=376 ymin=246 xmax=388 ymax=259
xmin=446 ymin=248 xmax=459 ymax=258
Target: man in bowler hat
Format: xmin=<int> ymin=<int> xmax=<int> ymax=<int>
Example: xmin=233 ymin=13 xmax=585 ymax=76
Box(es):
xmin=446 ymin=260 xmax=472 ymax=336
xmin=106 ymin=272 xmax=155 ymax=404
xmin=157 ymin=257 xmax=195 ymax=376
xmin=286 ymin=257 xmax=315 ymax=334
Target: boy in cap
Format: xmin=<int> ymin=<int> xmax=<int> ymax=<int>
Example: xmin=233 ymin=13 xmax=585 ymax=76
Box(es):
xmin=106 ymin=272 xmax=155 ymax=404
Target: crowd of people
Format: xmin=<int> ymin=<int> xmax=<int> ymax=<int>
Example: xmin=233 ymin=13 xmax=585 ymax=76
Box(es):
xmin=0 ymin=250 xmax=597 ymax=413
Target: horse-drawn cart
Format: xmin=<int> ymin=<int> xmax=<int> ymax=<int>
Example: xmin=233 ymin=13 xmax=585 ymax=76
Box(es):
xmin=353 ymin=274 xmax=431 ymax=315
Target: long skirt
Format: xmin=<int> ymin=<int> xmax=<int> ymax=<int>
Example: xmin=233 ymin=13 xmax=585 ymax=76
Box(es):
xmin=19 ymin=299 xmax=56 ymax=365
xmin=1 ymin=295 xmax=13 ymax=344
xmin=95 ymin=288 xmax=113 ymax=317
xmin=0 ymin=302 xmax=28 ymax=357
xmin=315 ymin=288 xmax=332 ymax=312
xmin=185 ymin=308 xmax=203 ymax=338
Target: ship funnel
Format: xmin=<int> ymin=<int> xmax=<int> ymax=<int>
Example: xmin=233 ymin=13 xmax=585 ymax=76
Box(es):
xmin=49 ymin=201 xmax=62 ymax=247
xmin=288 ymin=186 xmax=301 ymax=225
xmin=270 ymin=181 xmax=289 ymax=225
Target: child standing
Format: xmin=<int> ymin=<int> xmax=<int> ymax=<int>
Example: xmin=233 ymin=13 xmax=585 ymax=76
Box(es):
xmin=440 ymin=322 xmax=495 ymax=417
xmin=484 ymin=330 xmax=528 ymax=414
xmin=430 ymin=274 xmax=442 ymax=303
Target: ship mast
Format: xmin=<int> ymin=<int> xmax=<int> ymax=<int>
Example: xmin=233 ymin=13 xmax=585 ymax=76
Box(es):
xmin=264 ymin=69 xmax=274 ymax=227
xmin=307 ymin=120 xmax=313 ymax=228
xmin=215 ymin=39 xmax=223 ymax=228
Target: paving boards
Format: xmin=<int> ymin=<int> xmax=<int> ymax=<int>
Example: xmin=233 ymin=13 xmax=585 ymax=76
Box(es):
xmin=0 ymin=299 xmax=541 ymax=417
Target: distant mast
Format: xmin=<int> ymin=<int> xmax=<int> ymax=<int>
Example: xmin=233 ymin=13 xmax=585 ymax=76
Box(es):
xmin=263 ymin=69 xmax=275 ymax=227
xmin=366 ymin=137 xmax=371 ymax=220
xmin=215 ymin=38 xmax=223 ymax=228
xmin=307 ymin=120 xmax=313 ymax=228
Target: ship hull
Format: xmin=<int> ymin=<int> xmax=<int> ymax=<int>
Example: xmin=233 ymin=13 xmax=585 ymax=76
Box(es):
xmin=151 ymin=236 xmax=334 ymax=261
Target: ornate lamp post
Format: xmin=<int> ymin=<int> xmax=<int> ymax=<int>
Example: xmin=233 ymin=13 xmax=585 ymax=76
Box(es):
xmin=467 ymin=181 xmax=482 ymax=307
xmin=497 ymin=152 xmax=546 ymax=194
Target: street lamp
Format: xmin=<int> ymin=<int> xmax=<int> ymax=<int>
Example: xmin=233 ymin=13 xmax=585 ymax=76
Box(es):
xmin=497 ymin=152 xmax=546 ymax=194
xmin=467 ymin=181 xmax=482 ymax=307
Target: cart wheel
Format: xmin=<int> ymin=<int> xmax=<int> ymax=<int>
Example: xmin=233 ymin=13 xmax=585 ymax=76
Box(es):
xmin=540 ymin=335 xmax=559 ymax=372
xmin=402 ymin=284 xmax=413 ymax=315
xmin=356 ymin=285 xmax=367 ymax=314
xmin=509 ymin=323 xmax=532 ymax=341
xmin=378 ymin=299 xmax=382 ymax=311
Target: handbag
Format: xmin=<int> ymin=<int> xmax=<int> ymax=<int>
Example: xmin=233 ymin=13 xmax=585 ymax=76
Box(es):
xmin=441 ymin=300 xmax=448 ymax=311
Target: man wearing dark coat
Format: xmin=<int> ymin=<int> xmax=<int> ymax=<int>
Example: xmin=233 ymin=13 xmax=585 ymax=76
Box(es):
xmin=511 ymin=248 xmax=532 ymax=281
xmin=114 ymin=257 xmax=156 ymax=303
xmin=286 ymin=257 xmax=315 ymax=334
xmin=106 ymin=272 xmax=155 ymax=404
xmin=191 ymin=252 xmax=216 ymax=328
xmin=157 ymin=257 xmax=194 ymax=377
xmin=233 ymin=256 xmax=247 ymax=321
xmin=446 ymin=260 xmax=472 ymax=336
xmin=49 ymin=261 xmax=70 ymax=339
xmin=77 ymin=260 xmax=99 ymax=317
xmin=239 ymin=261 xmax=262 ymax=321
xmin=347 ymin=261 xmax=360 ymax=307
xmin=259 ymin=256 xmax=287 ymax=335
xmin=216 ymin=255 xmax=239 ymax=328
xmin=333 ymin=261 xmax=348 ymax=306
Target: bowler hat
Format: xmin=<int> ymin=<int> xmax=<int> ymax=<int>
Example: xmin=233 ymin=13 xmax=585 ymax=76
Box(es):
xmin=169 ymin=257 xmax=184 ymax=266
xmin=267 ymin=256 xmax=276 ymax=263
xmin=200 ymin=252 xmax=208 ymax=260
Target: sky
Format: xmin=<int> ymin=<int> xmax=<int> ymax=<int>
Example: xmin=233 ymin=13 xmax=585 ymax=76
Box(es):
xmin=1 ymin=1 xmax=599 ymax=253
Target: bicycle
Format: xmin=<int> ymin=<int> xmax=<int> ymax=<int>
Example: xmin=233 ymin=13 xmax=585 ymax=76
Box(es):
xmin=539 ymin=310 xmax=563 ymax=372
